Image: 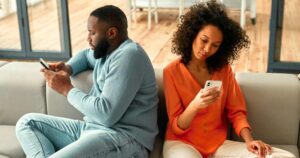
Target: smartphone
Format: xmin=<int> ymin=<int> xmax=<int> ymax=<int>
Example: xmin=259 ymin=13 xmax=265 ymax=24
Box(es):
xmin=204 ymin=80 xmax=222 ymax=91
xmin=39 ymin=58 xmax=50 ymax=70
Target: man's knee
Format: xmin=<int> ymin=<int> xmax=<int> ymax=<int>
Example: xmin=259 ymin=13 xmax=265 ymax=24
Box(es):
xmin=15 ymin=113 xmax=44 ymax=133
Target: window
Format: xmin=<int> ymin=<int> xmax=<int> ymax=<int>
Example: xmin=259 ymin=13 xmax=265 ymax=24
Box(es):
xmin=0 ymin=0 xmax=71 ymax=61
xmin=268 ymin=0 xmax=300 ymax=73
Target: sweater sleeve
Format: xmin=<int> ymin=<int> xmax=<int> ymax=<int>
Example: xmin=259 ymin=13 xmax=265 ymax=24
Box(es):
xmin=66 ymin=48 xmax=96 ymax=76
xmin=225 ymin=66 xmax=251 ymax=136
xmin=163 ymin=69 xmax=191 ymax=136
xmin=67 ymin=49 xmax=145 ymax=127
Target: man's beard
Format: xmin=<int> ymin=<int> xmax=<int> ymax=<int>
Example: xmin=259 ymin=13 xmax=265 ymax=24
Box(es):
xmin=93 ymin=37 xmax=110 ymax=59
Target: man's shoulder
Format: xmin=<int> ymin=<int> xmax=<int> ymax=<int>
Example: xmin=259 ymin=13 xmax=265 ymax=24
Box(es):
xmin=112 ymin=40 xmax=148 ymax=61
xmin=120 ymin=40 xmax=143 ymax=54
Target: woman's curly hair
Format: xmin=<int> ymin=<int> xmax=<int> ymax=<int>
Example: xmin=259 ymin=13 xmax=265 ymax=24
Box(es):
xmin=171 ymin=0 xmax=250 ymax=72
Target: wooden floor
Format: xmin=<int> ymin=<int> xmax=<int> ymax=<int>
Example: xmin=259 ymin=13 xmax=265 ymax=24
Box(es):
xmin=0 ymin=0 xmax=299 ymax=72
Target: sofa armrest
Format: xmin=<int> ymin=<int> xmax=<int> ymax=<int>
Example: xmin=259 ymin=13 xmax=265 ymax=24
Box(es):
xmin=0 ymin=62 xmax=46 ymax=125
xmin=232 ymin=72 xmax=300 ymax=147
xmin=46 ymin=70 xmax=93 ymax=120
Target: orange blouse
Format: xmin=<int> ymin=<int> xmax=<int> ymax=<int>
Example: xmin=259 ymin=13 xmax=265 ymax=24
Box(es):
xmin=163 ymin=59 xmax=250 ymax=157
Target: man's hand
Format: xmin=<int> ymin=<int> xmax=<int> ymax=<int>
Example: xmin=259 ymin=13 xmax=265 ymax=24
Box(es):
xmin=40 ymin=62 xmax=72 ymax=75
xmin=41 ymin=69 xmax=73 ymax=96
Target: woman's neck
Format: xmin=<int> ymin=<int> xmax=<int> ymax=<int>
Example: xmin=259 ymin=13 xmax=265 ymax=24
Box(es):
xmin=188 ymin=58 xmax=207 ymax=72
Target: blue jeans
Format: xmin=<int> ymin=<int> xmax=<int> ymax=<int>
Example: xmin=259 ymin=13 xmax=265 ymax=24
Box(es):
xmin=15 ymin=113 xmax=148 ymax=158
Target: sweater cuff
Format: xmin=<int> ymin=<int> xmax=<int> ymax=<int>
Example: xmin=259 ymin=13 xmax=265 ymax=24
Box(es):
xmin=234 ymin=119 xmax=251 ymax=137
xmin=67 ymin=88 xmax=81 ymax=105
xmin=171 ymin=117 xmax=191 ymax=135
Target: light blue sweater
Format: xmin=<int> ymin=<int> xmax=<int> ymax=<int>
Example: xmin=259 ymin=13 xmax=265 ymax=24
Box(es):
xmin=66 ymin=39 xmax=158 ymax=150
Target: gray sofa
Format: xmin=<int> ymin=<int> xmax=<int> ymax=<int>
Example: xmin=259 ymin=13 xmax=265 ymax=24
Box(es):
xmin=0 ymin=61 xmax=299 ymax=158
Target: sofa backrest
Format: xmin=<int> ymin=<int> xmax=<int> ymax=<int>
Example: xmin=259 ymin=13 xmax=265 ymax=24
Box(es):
xmin=233 ymin=72 xmax=300 ymax=146
xmin=154 ymin=68 xmax=168 ymax=140
xmin=2 ymin=62 xmax=298 ymax=148
xmin=0 ymin=62 xmax=46 ymax=125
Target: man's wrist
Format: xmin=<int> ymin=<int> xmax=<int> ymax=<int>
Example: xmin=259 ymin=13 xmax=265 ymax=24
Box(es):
xmin=66 ymin=65 xmax=73 ymax=75
xmin=64 ymin=84 xmax=74 ymax=96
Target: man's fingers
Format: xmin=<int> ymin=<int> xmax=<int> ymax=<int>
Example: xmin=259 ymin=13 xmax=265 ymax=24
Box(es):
xmin=43 ymin=69 xmax=55 ymax=80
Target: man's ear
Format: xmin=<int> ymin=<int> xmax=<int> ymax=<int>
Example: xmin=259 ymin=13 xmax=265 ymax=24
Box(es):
xmin=107 ymin=27 xmax=118 ymax=40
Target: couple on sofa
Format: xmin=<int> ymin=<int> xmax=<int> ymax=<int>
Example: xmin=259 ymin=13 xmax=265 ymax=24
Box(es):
xmin=15 ymin=2 xmax=295 ymax=158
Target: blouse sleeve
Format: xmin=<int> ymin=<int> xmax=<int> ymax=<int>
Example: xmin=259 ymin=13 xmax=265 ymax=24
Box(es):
xmin=225 ymin=66 xmax=251 ymax=136
xmin=163 ymin=69 xmax=191 ymax=136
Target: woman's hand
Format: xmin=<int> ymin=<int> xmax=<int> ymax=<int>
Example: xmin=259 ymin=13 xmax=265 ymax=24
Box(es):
xmin=240 ymin=128 xmax=272 ymax=158
xmin=246 ymin=140 xmax=272 ymax=158
xmin=177 ymin=87 xmax=220 ymax=130
xmin=192 ymin=87 xmax=221 ymax=109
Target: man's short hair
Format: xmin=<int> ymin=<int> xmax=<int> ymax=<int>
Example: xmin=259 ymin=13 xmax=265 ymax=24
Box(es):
xmin=90 ymin=5 xmax=128 ymax=37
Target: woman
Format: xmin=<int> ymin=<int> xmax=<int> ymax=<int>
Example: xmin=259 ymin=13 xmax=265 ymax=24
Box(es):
xmin=163 ymin=1 xmax=295 ymax=158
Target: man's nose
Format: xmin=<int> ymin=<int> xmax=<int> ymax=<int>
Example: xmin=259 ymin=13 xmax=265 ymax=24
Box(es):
xmin=87 ymin=35 xmax=91 ymax=42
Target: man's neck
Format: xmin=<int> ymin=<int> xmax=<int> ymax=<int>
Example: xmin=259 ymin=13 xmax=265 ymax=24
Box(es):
xmin=107 ymin=37 xmax=128 ymax=54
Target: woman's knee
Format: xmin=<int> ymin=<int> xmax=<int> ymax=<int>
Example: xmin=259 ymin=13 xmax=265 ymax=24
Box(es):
xmin=163 ymin=141 xmax=202 ymax=158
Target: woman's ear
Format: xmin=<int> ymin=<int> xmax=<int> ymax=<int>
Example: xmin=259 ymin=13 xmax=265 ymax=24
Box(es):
xmin=107 ymin=27 xmax=118 ymax=40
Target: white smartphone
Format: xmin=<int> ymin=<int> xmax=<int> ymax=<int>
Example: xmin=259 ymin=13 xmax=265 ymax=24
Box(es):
xmin=39 ymin=58 xmax=50 ymax=70
xmin=204 ymin=80 xmax=222 ymax=91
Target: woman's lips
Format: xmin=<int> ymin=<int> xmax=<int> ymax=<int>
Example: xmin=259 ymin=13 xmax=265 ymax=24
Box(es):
xmin=199 ymin=52 xmax=207 ymax=58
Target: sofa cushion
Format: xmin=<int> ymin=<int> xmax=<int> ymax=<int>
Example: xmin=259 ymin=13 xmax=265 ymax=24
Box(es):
xmin=0 ymin=125 xmax=25 ymax=158
xmin=233 ymin=72 xmax=300 ymax=145
xmin=0 ymin=61 xmax=7 ymax=67
xmin=213 ymin=140 xmax=297 ymax=158
xmin=0 ymin=62 xmax=46 ymax=125
xmin=273 ymin=145 xmax=299 ymax=158
xmin=46 ymin=70 xmax=93 ymax=120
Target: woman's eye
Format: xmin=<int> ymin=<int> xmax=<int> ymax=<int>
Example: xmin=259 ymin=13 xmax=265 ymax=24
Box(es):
xmin=201 ymin=39 xmax=208 ymax=43
xmin=213 ymin=44 xmax=220 ymax=48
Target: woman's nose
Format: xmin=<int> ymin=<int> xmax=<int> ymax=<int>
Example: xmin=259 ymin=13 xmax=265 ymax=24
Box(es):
xmin=204 ymin=44 xmax=211 ymax=53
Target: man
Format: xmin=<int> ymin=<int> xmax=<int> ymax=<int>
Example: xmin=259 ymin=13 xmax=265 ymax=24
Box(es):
xmin=16 ymin=5 xmax=158 ymax=158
